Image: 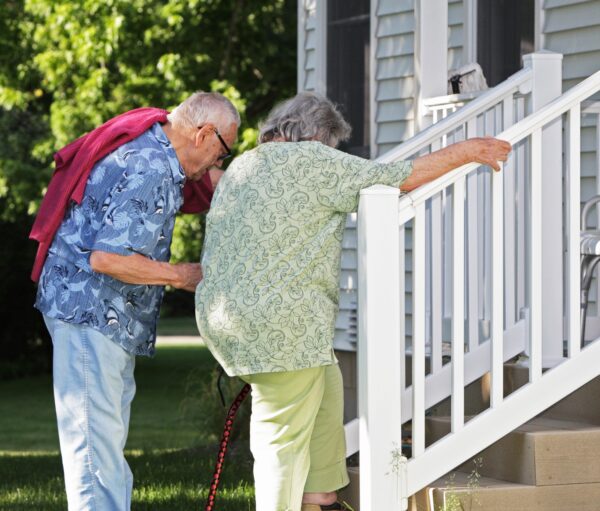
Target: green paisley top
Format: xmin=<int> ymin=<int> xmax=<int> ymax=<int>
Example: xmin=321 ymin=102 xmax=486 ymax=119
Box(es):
xmin=195 ymin=141 xmax=413 ymax=376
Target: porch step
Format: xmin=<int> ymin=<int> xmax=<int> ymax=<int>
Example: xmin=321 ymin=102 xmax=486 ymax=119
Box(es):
xmin=540 ymin=373 xmax=600 ymax=424
xmin=339 ymin=464 xmax=600 ymax=511
xmin=445 ymin=363 xmax=600 ymax=425
xmin=501 ymin=363 xmax=600 ymax=423
xmin=340 ymin=417 xmax=600 ymax=510
xmin=338 ymin=369 xmax=600 ymax=509
xmin=427 ymin=416 xmax=600 ymax=486
xmin=412 ymin=472 xmax=600 ymax=511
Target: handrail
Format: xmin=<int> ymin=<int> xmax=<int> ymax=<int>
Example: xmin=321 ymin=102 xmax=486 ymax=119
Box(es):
xmin=375 ymin=67 xmax=533 ymax=163
xmin=398 ymin=69 xmax=600 ymax=215
xmin=422 ymin=90 xmax=485 ymax=108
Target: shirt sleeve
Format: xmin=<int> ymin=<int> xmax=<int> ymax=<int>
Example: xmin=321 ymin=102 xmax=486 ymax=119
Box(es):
xmin=91 ymin=165 xmax=173 ymax=258
xmin=306 ymin=143 xmax=413 ymax=213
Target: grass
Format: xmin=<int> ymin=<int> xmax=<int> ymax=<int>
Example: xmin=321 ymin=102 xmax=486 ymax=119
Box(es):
xmin=0 ymin=341 xmax=254 ymax=510
xmin=156 ymin=316 xmax=199 ymax=336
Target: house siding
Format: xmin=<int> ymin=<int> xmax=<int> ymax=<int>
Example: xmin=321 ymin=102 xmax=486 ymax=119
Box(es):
xmin=330 ymin=0 xmax=418 ymax=352
xmin=542 ymin=0 xmax=600 ymax=91
xmin=448 ymin=0 xmax=466 ymax=70
xmin=298 ymin=0 xmax=319 ymax=92
xmin=374 ymin=0 xmax=416 ymax=156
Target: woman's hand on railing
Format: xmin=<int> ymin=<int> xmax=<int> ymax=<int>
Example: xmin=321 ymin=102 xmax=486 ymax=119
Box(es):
xmin=401 ymin=137 xmax=512 ymax=192
xmin=468 ymin=137 xmax=512 ymax=171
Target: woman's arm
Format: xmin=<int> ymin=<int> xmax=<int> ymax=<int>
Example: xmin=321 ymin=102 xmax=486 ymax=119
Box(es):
xmin=400 ymin=137 xmax=511 ymax=192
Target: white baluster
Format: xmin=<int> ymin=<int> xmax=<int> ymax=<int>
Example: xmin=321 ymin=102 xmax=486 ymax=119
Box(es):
xmin=567 ymin=104 xmax=581 ymax=355
xmin=466 ymin=118 xmax=480 ymax=352
xmin=483 ymin=110 xmax=495 ymax=337
xmin=503 ymin=96 xmax=516 ymax=328
xmin=431 ymin=194 xmax=443 ymax=374
xmin=516 ymin=99 xmax=527 ymax=319
xmin=530 ymin=130 xmax=543 ymax=381
xmin=413 ymin=202 xmax=426 ymax=457
xmin=452 ymin=177 xmax=465 ymax=432
xmin=491 ymin=163 xmax=505 ymax=407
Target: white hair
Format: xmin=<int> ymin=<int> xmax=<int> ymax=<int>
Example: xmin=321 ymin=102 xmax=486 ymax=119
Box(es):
xmin=258 ymin=92 xmax=351 ymax=147
xmin=167 ymin=92 xmax=240 ymax=135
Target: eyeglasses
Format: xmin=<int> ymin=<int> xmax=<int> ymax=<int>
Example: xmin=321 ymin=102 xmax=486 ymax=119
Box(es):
xmin=214 ymin=129 xmax=232 ymax=161
xmin=198 ymin=126 xmax=232 ymax=162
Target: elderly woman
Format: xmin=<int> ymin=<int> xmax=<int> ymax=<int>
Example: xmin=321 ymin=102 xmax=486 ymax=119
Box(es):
xmin=195 ymin=92 xmax=510 ymax=511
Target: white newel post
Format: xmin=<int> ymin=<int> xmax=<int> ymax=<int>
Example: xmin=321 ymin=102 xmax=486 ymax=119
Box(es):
xmin=415 ymin=0 xmax=448 ymax=130
xmin=358 ymin=186 xmax=405 ymax=510
xmin=523 ymin=52 xmax=564 ymax=365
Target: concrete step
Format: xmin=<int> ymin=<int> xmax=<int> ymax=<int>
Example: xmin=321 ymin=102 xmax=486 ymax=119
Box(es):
xmin=412 ymin=471 xmax=600 ymax=511
xmin=427 ymin=416 xmax=600 ymax=486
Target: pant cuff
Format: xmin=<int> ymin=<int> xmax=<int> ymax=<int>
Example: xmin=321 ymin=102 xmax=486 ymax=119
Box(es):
xmin=304 ymin=459 xmax=350 ymax=493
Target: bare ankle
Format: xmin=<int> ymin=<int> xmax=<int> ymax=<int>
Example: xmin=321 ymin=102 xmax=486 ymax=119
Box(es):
xmin=302 ymin=491 xmax=337 ymax=505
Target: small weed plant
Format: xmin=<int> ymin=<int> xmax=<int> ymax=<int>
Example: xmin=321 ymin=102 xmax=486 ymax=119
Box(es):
xmin=436 ymin=457 xmax=483 ymax=511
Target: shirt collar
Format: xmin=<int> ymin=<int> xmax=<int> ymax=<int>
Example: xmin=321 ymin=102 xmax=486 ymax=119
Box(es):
xmin=150 ymin=123 xmax=186 ymax=185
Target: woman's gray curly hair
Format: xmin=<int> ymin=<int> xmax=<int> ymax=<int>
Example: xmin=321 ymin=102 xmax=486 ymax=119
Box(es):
xmin=258 ymin=92 xmax=351 ymax=147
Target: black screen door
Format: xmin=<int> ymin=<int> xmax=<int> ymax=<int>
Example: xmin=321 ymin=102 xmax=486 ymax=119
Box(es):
xmin=477 ymin=0 xmax=534 ymax=86
xmin=327 ymin=0 xmax=370 ymax=157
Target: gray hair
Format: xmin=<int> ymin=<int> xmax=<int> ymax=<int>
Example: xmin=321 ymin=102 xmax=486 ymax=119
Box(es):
xmin=258 ymin=92 xmax=351 ymax=147
xmin=167 ymin=92 xmax=241 ymax=135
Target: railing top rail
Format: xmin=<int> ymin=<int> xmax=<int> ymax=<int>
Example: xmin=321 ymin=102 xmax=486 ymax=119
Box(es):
xmin=394 ymin=69 xmax=600 ymax=215
xmin=375 ymin=67 xmax=533 ymax=164
xmin=422 ymin=90 xmax=485 ymax=108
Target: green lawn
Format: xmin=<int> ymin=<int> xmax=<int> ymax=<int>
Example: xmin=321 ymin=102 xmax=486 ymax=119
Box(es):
xmin=0 ymin=342 xmax=254 ymax=510
xmin=156 ymin=316 xmax=199 ymax=336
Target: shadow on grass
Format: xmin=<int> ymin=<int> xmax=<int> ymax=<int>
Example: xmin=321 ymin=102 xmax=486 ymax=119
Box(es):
xmin=0 ymin=444 xmax=254 ymax=511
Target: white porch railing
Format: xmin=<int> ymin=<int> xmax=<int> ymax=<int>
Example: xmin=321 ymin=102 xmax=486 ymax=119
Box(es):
xmin=357 ymin=69 xmax=600 ymax=510
xmin=344 ymin=55 xmax=559 ymax=456
xmin=423 ymin=90 xmax=485 ymax=124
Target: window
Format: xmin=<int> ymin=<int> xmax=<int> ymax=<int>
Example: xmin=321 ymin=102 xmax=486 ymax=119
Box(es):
xmin=477 ymin=0 xmax=535 ymax=86
xmin=327 ymin=0 xmax=370 ymax=157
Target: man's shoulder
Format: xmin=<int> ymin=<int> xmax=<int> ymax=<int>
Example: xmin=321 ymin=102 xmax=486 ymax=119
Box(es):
xmin=117 ymin=123 xmax=167 ymax=156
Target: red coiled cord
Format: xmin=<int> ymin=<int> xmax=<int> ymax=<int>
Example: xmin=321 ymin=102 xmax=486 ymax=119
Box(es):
xmin=205 ymin=383 xmax=251 ymax=511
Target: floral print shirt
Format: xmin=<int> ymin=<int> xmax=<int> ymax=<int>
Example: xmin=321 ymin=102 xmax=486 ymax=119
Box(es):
xmin=195 ymin=141 xmax=413 ymax=375
xmin=35 ymin=123 xmax=185 ymax=356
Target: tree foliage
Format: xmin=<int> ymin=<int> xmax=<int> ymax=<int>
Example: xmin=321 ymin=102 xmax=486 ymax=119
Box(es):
xmin=0 ymin=0 xmax=296 ymax=376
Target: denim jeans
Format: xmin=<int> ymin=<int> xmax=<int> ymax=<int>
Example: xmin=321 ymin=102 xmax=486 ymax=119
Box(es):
xmin=44 ymin=315 xmax=136 ymax=511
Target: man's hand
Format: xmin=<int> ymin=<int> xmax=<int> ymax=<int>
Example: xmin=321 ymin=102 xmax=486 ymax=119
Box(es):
xmin=90 ymin=251 xmax=203 ymax=292
xmin=173 ymin=262 xmax=203 ymax=292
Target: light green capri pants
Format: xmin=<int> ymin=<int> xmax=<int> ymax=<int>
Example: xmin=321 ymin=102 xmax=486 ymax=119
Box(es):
xmin=240 ymin=364 xmax=350 ymax=511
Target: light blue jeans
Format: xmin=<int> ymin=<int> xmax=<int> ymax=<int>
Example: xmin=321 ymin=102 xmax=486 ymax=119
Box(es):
xmin=44 ymin=315 xmax=136 ymax=511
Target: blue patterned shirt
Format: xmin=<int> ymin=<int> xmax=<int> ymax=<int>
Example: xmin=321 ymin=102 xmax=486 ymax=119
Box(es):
xmin=35 ymin=123 xmax=185 ymax=356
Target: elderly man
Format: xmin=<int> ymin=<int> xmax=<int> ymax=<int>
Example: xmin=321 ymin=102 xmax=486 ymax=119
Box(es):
xmin=33 ymin=92 xmax=239 ymax=510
